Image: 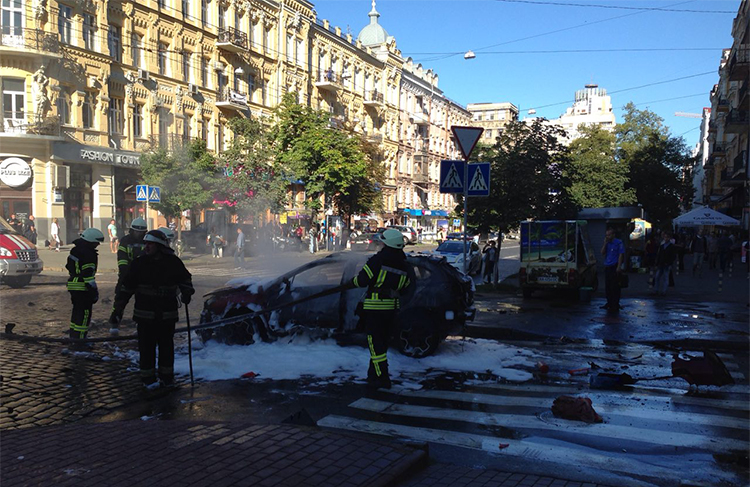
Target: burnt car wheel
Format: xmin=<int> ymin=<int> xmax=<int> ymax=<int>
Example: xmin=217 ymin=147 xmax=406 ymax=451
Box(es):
xmin=199 ymin=308 xmax=270 ymax=345
xmin=398 ymin=328 xmax=440 ymax=358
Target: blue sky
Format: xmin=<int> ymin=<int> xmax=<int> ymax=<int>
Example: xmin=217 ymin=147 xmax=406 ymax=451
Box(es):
xmin=314 ymin=0 xmax=739 ymax=149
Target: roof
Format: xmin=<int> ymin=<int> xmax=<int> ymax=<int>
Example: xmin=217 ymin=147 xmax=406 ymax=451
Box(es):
xmin=357 ymin=1 xmax=389 ymax=46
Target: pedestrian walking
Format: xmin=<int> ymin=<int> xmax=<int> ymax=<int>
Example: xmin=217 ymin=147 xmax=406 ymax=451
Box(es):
xmin=600 ymin=227 xmax=625 ymax=311
xmin=109 ymin=218 xmax=147 ymax=335
xmin=208 ymin=227 xmax=224 ymax=258
xmin=482 ymin=240 xmax=497 ymax=284
xmin=707 ymin=232 xmax=718 ymax=269
xmin=689 ymin=231 xmax=707 ymax=277
xmin=308 ymin=225 xmax=317 ymax=254
xmin=350 ymin=228 xmax=413 ymax=390
xmin=23 ymin=215 xmax=37 ymax=245
xmin=234 ymin=227 xmax=245 ymax=268
xmin=110 ymin=230 xmax=194 ymax=388
xmin=50 ymin=218 xmax=61 ymax=251
xmin=107 ymin=219 xmax=118 ymax=253
xmin=654 ymin=231 xmax=676 ymax=296
xmin=717 ymin=231 xmax=733 ymax=272
xmin=67 ymin=228 xmax=104 ymax=349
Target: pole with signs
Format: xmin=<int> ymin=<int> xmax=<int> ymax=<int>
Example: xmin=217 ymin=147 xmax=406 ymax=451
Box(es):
xmin=450 ymin=126 xmax=483 ymax=274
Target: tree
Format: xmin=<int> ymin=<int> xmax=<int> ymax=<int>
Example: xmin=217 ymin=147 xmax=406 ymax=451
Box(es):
xmin=615 ymin=104 xmax=695 ymax=228
xmin=139 ymin=140 xmax=215 ymax=241
xmin=272 ymin=93 xmax=372 ymax=221
xmin=217 ymin=117 xmax=288 ymax=219
xmin=335 ymin=137 xmax=386 ymax=219
xmin=565 ymin=125 xmax=636 ymax=209
xmin=464 ymin=120 xmax=573 ymax=235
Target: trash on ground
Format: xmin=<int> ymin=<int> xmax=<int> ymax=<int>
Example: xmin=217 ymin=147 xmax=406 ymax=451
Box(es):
xmin=241 ymin=371 xmax=259 ymax=378
xmin=551 ymin=395 xmax=603 ymax=423
xmin=672 ymin=350 xmax=734 ymax=387
xmin=568 ymin=367 xmax=590 ymax=376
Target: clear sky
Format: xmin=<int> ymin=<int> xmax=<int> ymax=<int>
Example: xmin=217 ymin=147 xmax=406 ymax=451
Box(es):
xmin=314 ymin=0 xmax=739 ymax=149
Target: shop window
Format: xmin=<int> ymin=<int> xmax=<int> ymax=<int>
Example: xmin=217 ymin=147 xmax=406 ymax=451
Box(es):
xmin=70 ymin=169 xmax=92 ymax=189
xmin=108 ymin=24 xmax=121 ymax=62
xmin=83 ymin=14 xmax=96 ymax=50
xmin=58 ymin=5 xmax=72 ymax=44
xmin=56 ymin=88 xmax=71 ymax=125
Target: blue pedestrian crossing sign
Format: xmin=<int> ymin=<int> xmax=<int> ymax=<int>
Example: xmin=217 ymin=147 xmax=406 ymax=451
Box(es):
xmin=136 ymin=185 xmax=148 ymax=202
xmin=439 ymin=160 xmax=465 ymax=194
xmin=148 ymin=186 xmax=161 ymax=203
xmin=467 ymin=163 xmax=491 ymax=197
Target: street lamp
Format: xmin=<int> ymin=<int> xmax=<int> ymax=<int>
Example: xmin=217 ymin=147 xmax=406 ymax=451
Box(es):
xmin=463 ymin=50 xmax=476 ymax=60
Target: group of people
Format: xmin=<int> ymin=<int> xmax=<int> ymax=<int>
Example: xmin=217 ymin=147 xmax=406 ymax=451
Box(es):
xmin=6 ymin=213 xmax=38 ymax=246
xmin=66 ymin=218 xmax=194 ymax=389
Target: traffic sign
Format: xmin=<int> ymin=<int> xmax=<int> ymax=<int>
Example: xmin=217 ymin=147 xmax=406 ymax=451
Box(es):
xmin=439 ymin=160 xmax=465 ymax=193
xmin=451 ymin=126 xmax=484 ymax=160
xmin=148 ymin=186 xmax=161 ymax=203
xmin=466 ymin=163 xmax=491 ymax=197
xmin=136 ymin=185 xmax=148 ymax=202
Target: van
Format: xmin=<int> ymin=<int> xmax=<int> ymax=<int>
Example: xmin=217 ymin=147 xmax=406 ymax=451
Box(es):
xmin=0 ymin=216 xmax=44 ymax=288
xmin=519 ymin=220 xmax=597 ymax=298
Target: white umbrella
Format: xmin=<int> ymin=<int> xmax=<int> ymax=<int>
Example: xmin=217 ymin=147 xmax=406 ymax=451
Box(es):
xmin=673 ymin=206 xmax=740 ymax=227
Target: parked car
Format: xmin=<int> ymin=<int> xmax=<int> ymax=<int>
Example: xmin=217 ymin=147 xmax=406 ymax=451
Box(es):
xmin=432 ymin=239 xmax=482 ymax=275
xmin=198 ymin=252 xmax=476 ymax=358
xmin=349 ymin=232 xmax=384 ymax=252
xmin=0 ymin=216 xmax=43 ymax=288
xmin=390 ymin=225 xmax=418 ymax=245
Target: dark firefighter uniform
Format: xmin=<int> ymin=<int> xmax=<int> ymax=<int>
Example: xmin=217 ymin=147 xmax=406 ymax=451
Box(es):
xmin=112 ymin=230 xmax=194 ymax=386
xmin=110 ymin=218 xmax=147 ymax=334
xmin=67 ymin=228 xmax=104 ymax=344
xmin=351 ymin=229 xmax=412 ymax=389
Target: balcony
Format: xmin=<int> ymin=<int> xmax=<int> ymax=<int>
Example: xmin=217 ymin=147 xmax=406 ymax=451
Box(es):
xmin=315 ymin=70 xmax=341 ymax=92
xmin=216 ymin=87 xmax=248 ymax=111
xmin=411 ymin=109 xmax=429 ymax=126
xmin=708 ymin=120 xmax=718 ymax=133
xmin=725 ymin=109 xmax=749 ymax=133
xmin=728 ymin=46 xmax=749 ymax=81
xmin=739 ymin=83 xmax=749 ymax=107
xmin=216 ymin=27 xmax=248 ymax=52
xmin=0 ymin=28 xmax=61 ymax=57
xmin=716 ymin=98 xmax=730 ymax=112
xmin=713 ymin=142 xmax=727 ymax=155
xmin=413 ymin=149 xmax=429 ymax=164
xmin=733 ymin=150 xmax=747 ymax=179
xmin=1 ymin=114 xmax=61 ymax=137
xmin=365 ymin=132 xmax=383 ymax=144
xmin=412 ymin=172 xmax=429 ymax=184
xmin=150 ymin=134 xmax=202 ymax=152
xmin=363 ymin=90 xmax=384 ymax=108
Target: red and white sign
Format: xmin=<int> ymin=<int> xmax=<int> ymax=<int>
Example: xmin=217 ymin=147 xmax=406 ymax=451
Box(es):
xmin=451 ymin=126 xmax=484 ymax=160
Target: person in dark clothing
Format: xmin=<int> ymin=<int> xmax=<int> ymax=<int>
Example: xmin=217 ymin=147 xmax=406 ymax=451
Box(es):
xmin=654 ymin=231 xmax=677 ymax=296
xmin=350 ymin=228 xmax=413 ymax=390
xmin=717 ymin=231 xmax=733 ymax=272
xmin=67 ymin=228 xmax=104 ymax=349
xmin=689 ymin=231 xmax=707 ymax=277
xmin=23 ymin=216 xmax=38 ymax=245
xmin=110 ymin=218 xmax=147 ymax=335
xmin=482 ymin=240 xmax=497 ymax=284
xmin=600 ymin=227 xmax=625 ymax=311
xmin=675 ymin=233 xmax=687 ymax=272
xmin=110 ymin=230 xmax=194 ymax=388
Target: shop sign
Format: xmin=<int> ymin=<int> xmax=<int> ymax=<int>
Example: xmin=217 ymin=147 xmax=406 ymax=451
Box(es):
xmin=0 ymin=157 xmax=33 ymax=187
xmin=52 ymin=142 xmax=141 ymax=167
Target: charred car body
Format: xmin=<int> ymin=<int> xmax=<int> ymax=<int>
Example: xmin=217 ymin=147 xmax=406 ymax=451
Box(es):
xmin=198 ymin=252 xmax=475 ymax=357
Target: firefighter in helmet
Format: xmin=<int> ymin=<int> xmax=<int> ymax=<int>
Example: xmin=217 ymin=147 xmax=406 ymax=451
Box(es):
xmin=67 ymin=228 xmax=104 ymax=349
xmin=351 ymin=228 xmax=413 ymax=389
xmin=109 ymin=217 xmax=148 ymax=335
xmin=110 ymin=230 xmax=194 ymax=387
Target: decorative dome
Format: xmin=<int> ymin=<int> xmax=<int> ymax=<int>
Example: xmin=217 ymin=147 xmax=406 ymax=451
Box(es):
xmin=357 ymin=0 xmax=389 ymax=46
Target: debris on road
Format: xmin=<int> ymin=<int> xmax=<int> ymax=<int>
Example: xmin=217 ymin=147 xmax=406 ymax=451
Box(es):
xmin=551 ymin=395 xmax=603 ymax=423
xmin=241 ymin=371 xmax=259 ymax=378
xmin=568 ymin=367 xmax=590 ymax=376
xmin=672 ymin=350 xmax=734 ymax=387
xmin=536 ymin=362 xmax=549 ymax=374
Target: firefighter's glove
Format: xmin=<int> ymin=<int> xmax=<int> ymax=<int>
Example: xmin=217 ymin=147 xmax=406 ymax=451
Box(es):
xmin=87 ymin=283 xmax=99 ymax=303
xmin=109 ymin=310 xmax=122 ymax=326
xmin=181 ymin=293 xmax=191 ymax=305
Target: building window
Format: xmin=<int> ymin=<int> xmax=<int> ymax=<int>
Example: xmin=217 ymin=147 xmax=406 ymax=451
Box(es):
xmin=131 ymin=33 xmax=143 ymax=68
xmin=247 ymin=74 xmax=255 ymax=102
xmin=58 ymin=5 xmax=72 ymax=44
xmin=286 ymin=34 xmax=294 ymax=62
xmin=235 ymin=10 xmax=241 ymax=29
xmin=200 ymin=119 xmax=208 ymax=141
xmin=157 ymin=0 xmax=165 ymax=8
xmin=158 ymin=43 xmax=168 ymax=75
xmin=2 ymin=78 xmax=25 ymax=125
xmin=218 ymin=4 xmax=225 ymax=30
xmin=264 ymin=26 xmax=271 ymax=55
xmin=82 ymin=93 xmax=93 ymax=129
xmin=108 ymin=97 xmax=123 ymax=134
xmin=83 ymin=14 xmax=95 ymax=50
xmin=260 ymin=79 xmax=267 ymax=105
xmin=159 ymin=109 xmax=170 ymax=147
xmin=182 ymin=51 xmax=190 ymax=82
xmin=1 ymin=0 xmax=23 ymax=38
xmin=132 ymin=104 xmax=143 ymax=138
xmin=182 ymin=0 xmax=189 ymax=17
xmin=56 ymin=88 xmax=70 ymax=125
xmin=296 ymin=39 xmax=304 ymax=66
xmin=108 ymin=25 xmax=122 ymax=62
xmin=201 ymin=57 xmax=208 ymax=87
xmin=201 ymin=0 xmax=208 ymax=27
xmin=217 ymin=123 xmax=223 ymax=153
xmin=249 ymin=18 xmax=255 ymax=49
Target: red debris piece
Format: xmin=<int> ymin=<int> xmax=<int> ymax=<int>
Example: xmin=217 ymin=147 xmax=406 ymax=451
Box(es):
xmin=671 ymin=351 xmax=734 ymax=387
xmin=551 ymin=395 xmax=603 ymax=423
xmin=537 ymin=362 xmax=549 ymax=374
xmin=240 ymin=371 xmax=259 ymax=378
xmin=498 ymin=443 xmax=510 ymax=449
xmin=568 ymin=368 xmax=590 ymax=376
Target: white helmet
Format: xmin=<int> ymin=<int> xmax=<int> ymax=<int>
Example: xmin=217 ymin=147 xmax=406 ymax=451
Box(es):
xmin=144 ymin=229 xmax=169 ymax=248
xmin=130 ymin=218 xmax=147 ymax=232
xmin=80 ymin=227 xmax=104 ymax=243
xmin=158 ymin=226 xmax=175 ymax=242
xmin=380 ymin=228 xmax=405 ymax=249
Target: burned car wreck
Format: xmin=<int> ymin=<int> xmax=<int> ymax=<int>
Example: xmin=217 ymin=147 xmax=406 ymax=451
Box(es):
xmin=198 ymin=252 xmax=475 ymax=358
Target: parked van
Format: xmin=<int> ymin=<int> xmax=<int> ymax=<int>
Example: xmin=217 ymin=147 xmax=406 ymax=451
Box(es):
xmin=519 ymin=220 xmax=597 ymax=298
xmin=0 ymin=216 xmax=43 ymax=288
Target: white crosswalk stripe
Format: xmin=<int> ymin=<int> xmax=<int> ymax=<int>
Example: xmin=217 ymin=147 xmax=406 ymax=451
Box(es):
xmin=317 ymin=354 xmax=750 ymax=487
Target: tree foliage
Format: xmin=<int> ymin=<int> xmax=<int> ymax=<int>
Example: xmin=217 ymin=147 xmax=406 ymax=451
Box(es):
xmin=565 ymin=125 xmax=636 ymax=209
xmin=139 ymin=140 xmax=215 ymax=240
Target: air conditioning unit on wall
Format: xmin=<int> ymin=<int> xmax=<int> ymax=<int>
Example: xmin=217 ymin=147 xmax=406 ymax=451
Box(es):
xmin=188 ymin=83 xmax=199 ymax=95
xmin=137 ymin=69 xmax=150 ymax=81
xmin=54 ymin=165 xmax=70 ymax=189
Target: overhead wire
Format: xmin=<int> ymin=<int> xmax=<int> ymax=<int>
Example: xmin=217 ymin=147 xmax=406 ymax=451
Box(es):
xmin=494 ymin=0 xmax=736 ymax=14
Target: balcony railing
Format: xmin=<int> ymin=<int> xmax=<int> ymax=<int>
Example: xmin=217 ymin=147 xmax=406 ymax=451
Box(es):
xmin=1 ymin=114 xmax=61 ymax=136
xmin=364 ymin=90 xmax=384 ymax=105
xmin=216 ymin=87 xmax=248 ymax=109
xmin=315 ymin=70 xmax=341 ymax=91
xmin=216 ymin=27 xmax=248 ymax=52
xmin=412 ymin=173 xmax=429 ymax=184
xmin=733 ymin=150 xmax=747 ymax=177
xmin=712 ymin=142 xmax=727 ymax=154
xmin=150 ymin=134 xmax=202 ymax=152
xmin=728 ymin=46 xmax=749 ymax=81
xmin=725 ymin=109 xmax=749 ymax=132
xmin=0 ymin=27 xmax=60 ymax=55
xmin=716 ymin=98 xmax=729 ymax=111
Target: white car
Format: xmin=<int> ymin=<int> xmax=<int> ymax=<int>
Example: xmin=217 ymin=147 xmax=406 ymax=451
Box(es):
xmin=432 ymin=240 xmax=482 ymax=275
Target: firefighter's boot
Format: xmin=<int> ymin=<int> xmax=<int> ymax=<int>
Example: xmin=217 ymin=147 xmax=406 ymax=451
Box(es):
xmin=69 ymin=329 xmax=91 ymax=351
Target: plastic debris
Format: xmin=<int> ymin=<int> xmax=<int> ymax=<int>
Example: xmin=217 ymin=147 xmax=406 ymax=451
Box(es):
xmin=498 ymin=443 xmax=510 ymax=449
xmin=551 ymin=395 xmax=603 ymax=423
xmin=672 ymin=351 xmax=734 ymax=387
xmin=568 ymin=368 xmax=590 ymax=376
xmin=241 ymin=371 xmax=259 ymax=378
xmin=536 ymin=362 xmax=549 ymax=374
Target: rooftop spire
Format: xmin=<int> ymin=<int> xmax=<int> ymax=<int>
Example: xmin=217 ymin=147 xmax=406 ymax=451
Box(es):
xmin=369 ymin=0 xmax=380 ymax=24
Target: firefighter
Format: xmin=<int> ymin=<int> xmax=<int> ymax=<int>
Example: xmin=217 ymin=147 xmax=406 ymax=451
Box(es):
xmin=351 ymin=228 xmax=412 ymax=389
xmin=158 ymin=226 xmax=175 ymax=247
xmin=109 ymin=217 xmax=147 ymax=335
xmin=110 ymin=230 xmax=194 ymax=388
xmin=67 ymin=228 xmax=104 ymax=349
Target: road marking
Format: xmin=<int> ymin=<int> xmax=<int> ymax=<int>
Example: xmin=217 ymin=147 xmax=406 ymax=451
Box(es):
xmin=348 ymin=398 xmax=747 ymax=451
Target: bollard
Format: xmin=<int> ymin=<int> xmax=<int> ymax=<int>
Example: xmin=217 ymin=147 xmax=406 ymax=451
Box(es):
xmin=718 ymin=272 xmax=723 ymax=293
xmin=648 ymin=268 xmax=654 ymax=290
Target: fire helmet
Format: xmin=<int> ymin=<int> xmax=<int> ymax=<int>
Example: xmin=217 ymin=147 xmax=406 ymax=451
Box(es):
xmin=380 ymin=228 xmax=405 ymax=249
xmin=130 ymin=218 xmax=148 ymax=232
xmin=158 ymin=226 xmax=175 ymax=242
xmin=143 ymin=229 xmax=169 ymax=248
xmin=80 ymin=228 xmax=104 ymax=244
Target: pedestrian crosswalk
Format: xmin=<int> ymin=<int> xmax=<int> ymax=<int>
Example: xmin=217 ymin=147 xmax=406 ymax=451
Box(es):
xmin=318 ymin=349 xmax=749 ymax=487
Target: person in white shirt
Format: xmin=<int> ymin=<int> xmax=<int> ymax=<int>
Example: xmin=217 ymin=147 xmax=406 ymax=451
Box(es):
xmin=50 ymin=218 xmax=61 ymax=252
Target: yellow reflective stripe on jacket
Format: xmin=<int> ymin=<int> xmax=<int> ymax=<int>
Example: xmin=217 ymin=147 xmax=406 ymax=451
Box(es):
xmin=375 ymin=269 xmax=387 ymax=288
xmin=352 ymin=276 xmax=360 ymax=288
xmin=67 ymin=282 xmax=88 ymax=291
xmin=117 ymin=259 xmax=129 ymax=266
xmin=363 ymin=298 xmax=398 ymax=310
xmin=362 ymin=264 xmax=374 ymax=279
